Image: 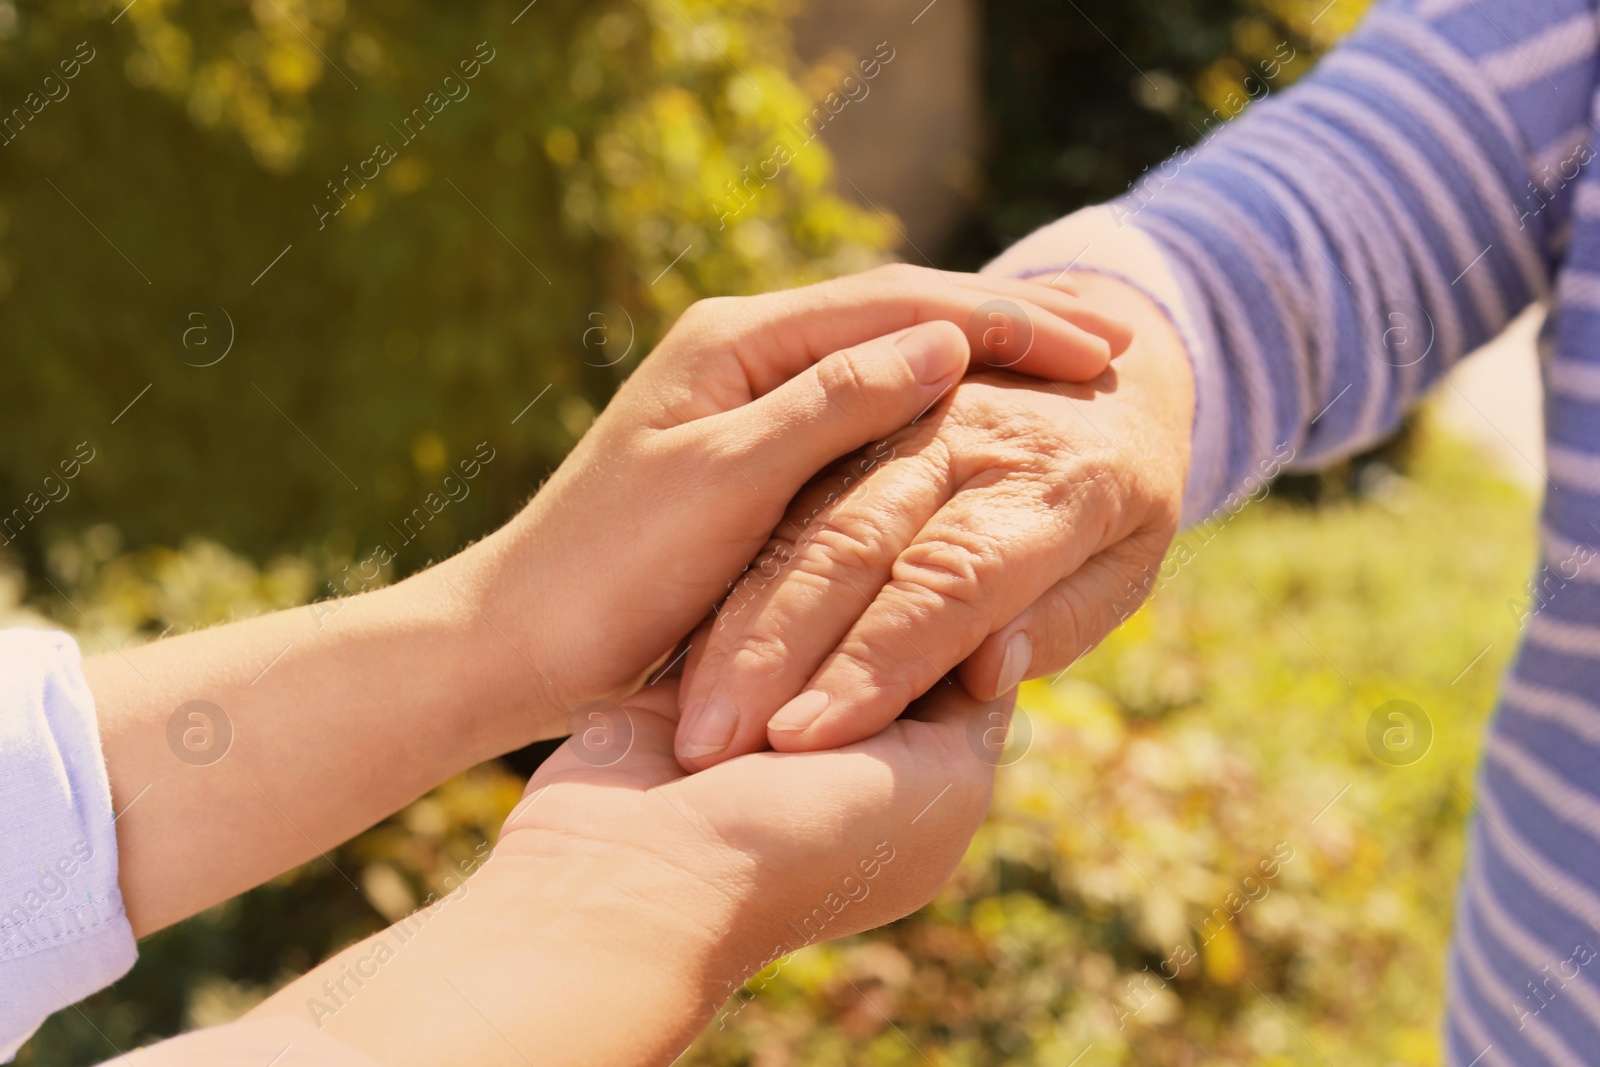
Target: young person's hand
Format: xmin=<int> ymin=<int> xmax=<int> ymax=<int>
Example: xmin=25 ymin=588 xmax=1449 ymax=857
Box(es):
xmin=86 ymin=264 xmax=1123 ymax=940
xmin=436 ymin=265 xmax=1131 ymax=738
xmin=675 ymin=272 xmax=1193 ymax=767
xmin=249 ymin=680 xmax=1007 ymax=1067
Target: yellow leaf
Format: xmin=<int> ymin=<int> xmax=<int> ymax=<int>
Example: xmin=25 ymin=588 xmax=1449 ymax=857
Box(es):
xmin=1202 ymin=921 xmax=1248 ymax=986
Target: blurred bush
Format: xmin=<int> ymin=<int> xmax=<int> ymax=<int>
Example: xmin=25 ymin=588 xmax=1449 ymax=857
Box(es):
xmin=950 ymin=0 xmax=1370 ymax=265
xmin=1 ymin=0 xmax=891 ymax=582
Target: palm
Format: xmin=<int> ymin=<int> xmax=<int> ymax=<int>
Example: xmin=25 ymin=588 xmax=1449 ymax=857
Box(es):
xmin=497 ymin=681 xmax=1003 ymax=961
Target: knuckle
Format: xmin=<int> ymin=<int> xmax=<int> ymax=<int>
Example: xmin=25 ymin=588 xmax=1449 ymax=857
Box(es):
xmin=1067 ymin=455 xmax=1131 ymax=512
xmin=720 ymin=538 xmax=794 ymax=607
xmin=723 ymin=626 xmax=791 ymax=673
xmin=829 ymin=643 xmax=916 ymax=702
xmin=967 ymin=406 xmax=1072 ymax=470
xmin=871 ymin=423 xmax=942 ymax=475
xmin=945 ymin=397 xmax=1129 ymax=514
xmin=752 ymin=533 xmax=799 ymax=572
xmin=813 ymin=349 xmax=874 ymax=413
xmin=1026 ymin=428 xmax=1087 ymax=476
xmin=890 ymin=537 xmax=995 ymax=617
xmin=1041 ymin=570 xmax=1132 ymax=669
xmin=695 ymin=431 xmax=753 ymax=471
xmin=868 ymin=261 xmax=925 ymax=285
xmin=801 ymin=511 xmax=892 ymax=576
xmin=1044 ymin=586 xmax=1096 ymax=666
xmin=674 ymin=296 xmax=740 ymax=345
xmin=683 ymin=295 xmax=740 ymax=323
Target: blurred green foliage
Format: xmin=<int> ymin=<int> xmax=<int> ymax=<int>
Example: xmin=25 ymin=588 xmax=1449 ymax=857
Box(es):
xmin=1 ymin=0 xmax=891 ymax=583
xmin=950 ymin=0 xmax=1369 ymax=266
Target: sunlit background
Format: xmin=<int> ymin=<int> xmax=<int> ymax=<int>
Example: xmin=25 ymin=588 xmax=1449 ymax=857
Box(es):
xmin=3 ymin=0 xmax=1541 ymax=1063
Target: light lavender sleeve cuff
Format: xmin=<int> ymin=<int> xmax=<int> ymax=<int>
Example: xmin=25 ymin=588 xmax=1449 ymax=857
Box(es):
xmin=983 ymin=204 xmax=1232 ymax=526
xmin=0 ymin=628 xmax=137 ymax=1061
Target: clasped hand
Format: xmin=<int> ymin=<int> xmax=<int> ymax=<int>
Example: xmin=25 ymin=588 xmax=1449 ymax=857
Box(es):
xmin=222 ymin=262 xmax=1189 ymax=1067
xmin=665 ymin=269 xmax=1193 ymax=769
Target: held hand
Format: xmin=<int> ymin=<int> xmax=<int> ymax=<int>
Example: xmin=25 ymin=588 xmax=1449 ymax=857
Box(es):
xmin=250 ymin=679 xmax=1008 ymax=1067
xmin=497 ymin=679 xmax=1004 ymax=988
xmin=439 ymin=265 xmax=1130 ymax=736
xmin=675 ymin=273 xmax=1193 ymax=766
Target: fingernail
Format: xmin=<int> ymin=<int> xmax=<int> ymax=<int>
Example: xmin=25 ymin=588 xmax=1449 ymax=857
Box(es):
xmin=767 ymin=689 xmax=830 ymax=734
xmin=996 ymin=631 xmax=1033 ymax=697
xmin=897 ymin=322 xmax=962 ymax=386
xmin=677 ymin=697 xmax=739 ymax=759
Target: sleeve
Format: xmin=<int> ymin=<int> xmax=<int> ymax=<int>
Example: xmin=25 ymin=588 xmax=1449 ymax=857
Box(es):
xmin=986 ymin=0 xmax=1599 ymax=522
xmin=0 ymin=628 xmax=137 ymax=1061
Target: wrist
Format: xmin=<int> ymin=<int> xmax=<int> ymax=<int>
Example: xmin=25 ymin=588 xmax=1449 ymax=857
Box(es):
xmin=491 ymin=824 xmax=755 ymax=984
xmin=325 ymin=579 xmax=522 ymax=766
xmin=985 ymin=205 xmax=1199 ymax=522
xmin=257 ymin=831 xmax=752 ymax=1067
xmin=1052 ymin=270 xmax=1195 ymax=528
xmin=470 ymin=834 xmax=752 ymax=1062
xmin=410 ymin=516 xmax=573 ymax=753
xmin=432 ymin=495 xmax=681 ymax=748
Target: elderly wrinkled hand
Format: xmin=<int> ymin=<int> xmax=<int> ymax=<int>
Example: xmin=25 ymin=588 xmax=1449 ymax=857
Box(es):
xmin=675 ymin=272 xmax=1193 ymax=767
xmin=465 ymin=264 xmax=1132 ymax=727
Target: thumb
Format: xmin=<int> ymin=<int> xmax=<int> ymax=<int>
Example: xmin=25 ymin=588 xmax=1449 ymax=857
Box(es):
xmin=702 ymin=320 xmax=969 ymax=487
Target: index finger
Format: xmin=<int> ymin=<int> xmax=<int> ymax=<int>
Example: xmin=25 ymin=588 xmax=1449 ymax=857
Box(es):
xmin=642 ymin=265 xmax=1129 ymax=424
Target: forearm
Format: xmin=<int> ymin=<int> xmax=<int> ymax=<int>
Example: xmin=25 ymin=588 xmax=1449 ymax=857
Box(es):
xmin=90 ymin=558 xmax=561 ymax=937
xmin=248 ymin=843 xmax=740 ymax=1067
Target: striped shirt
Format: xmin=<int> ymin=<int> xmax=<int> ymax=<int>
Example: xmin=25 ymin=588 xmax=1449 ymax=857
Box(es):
xmin=993 ymin=1 xmax=1600 ymax=1063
